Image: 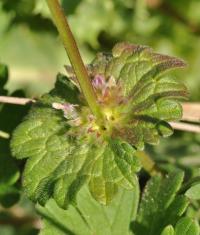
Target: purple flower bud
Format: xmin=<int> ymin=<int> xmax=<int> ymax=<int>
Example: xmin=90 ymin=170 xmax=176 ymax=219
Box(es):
xmin=92 ymin=74 xmax=105 ymax=90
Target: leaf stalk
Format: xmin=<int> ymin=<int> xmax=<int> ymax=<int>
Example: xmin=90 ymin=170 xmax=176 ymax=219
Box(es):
xmin=135 ymin=151 xmax=161 ymax=176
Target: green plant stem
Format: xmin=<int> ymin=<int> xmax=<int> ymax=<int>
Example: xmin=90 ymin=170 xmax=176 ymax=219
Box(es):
xmin=135 ymin=151 xmax=161 ymax=176
xmin=46 ymin=0 xmax=104 ymax=123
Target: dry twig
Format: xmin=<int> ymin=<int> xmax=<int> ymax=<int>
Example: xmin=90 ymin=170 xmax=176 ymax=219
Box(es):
xmin=169 ymin=121 xmax=200 ymax=134
xmin=0 ymin=96 xmax=199 ymax=133
xmin=0 ymin=96 xmax=35 ymax=105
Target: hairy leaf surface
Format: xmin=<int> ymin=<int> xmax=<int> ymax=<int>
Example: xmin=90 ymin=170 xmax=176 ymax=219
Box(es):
xmin=88 ymin=43 xmax=188 ymax=148
xmin=132 ymin=170 xmax=189 ymax=235
xmin=175 ymin=217 xmax=200 ymax=235
xmin=11 ymin=74 xmax=140 ymax=208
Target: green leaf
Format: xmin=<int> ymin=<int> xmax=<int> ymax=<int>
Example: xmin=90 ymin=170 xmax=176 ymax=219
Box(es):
xmin=11 ymin=73 xmax=141 ymax=207
xmin=175 ymin=217 xmax=200 ymax=235
xmin=2 ymin=0 xmax=36 ymax=16
xmin=50 ymin=73 xmax=81 ymax=105
xmin=11 ymin=43 xmax=187 ymax=207
xmin=12 ymin=112 xmax=140 ymax=207
xmin=39 ymin=185 xmax=139 ymax=235
xmin=0 ymin=90 xmax=29 ymax=189
xmin=0 ymin=64 xmax=29 ymax=207
xmin=92 ymin=43 xmax=187 ymax=98
xmin=161 ymin=225 xmax=175 ymax=235
xmin=185 ymin=184 xmax=200 ymax=200
xmin=0 ymin=185 xmax=20 ymax=208
xmin=0 ymin=109 xmax=20 ymax=208
xmin=89 ymin=42 xmax=188 ymax=149
xmin=0 ymin=139 xmax=19 ymax=186
xmin=0 ymin=63 xmax=8 ymax=87
xmin=132 ymin=170 xmax=189 ymax=235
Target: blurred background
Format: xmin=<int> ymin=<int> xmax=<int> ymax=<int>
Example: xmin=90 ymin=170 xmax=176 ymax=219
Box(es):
xmin=0 ymin=0 xmax=199 ymax=234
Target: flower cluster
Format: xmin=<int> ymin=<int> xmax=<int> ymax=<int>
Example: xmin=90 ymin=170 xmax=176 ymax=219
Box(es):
xmin=52 ymin=74 xmax=129 ymax=141
xmin=52 ymin=42 xmax=188 ymax=148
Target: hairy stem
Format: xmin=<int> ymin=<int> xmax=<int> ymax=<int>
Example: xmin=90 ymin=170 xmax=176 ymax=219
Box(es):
xmin=46 ymin=0 xmax=104 ymax=123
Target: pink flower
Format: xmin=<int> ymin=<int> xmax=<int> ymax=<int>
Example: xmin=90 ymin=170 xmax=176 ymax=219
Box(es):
xmin=52 ymin=102 xmax=78 ymax=119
